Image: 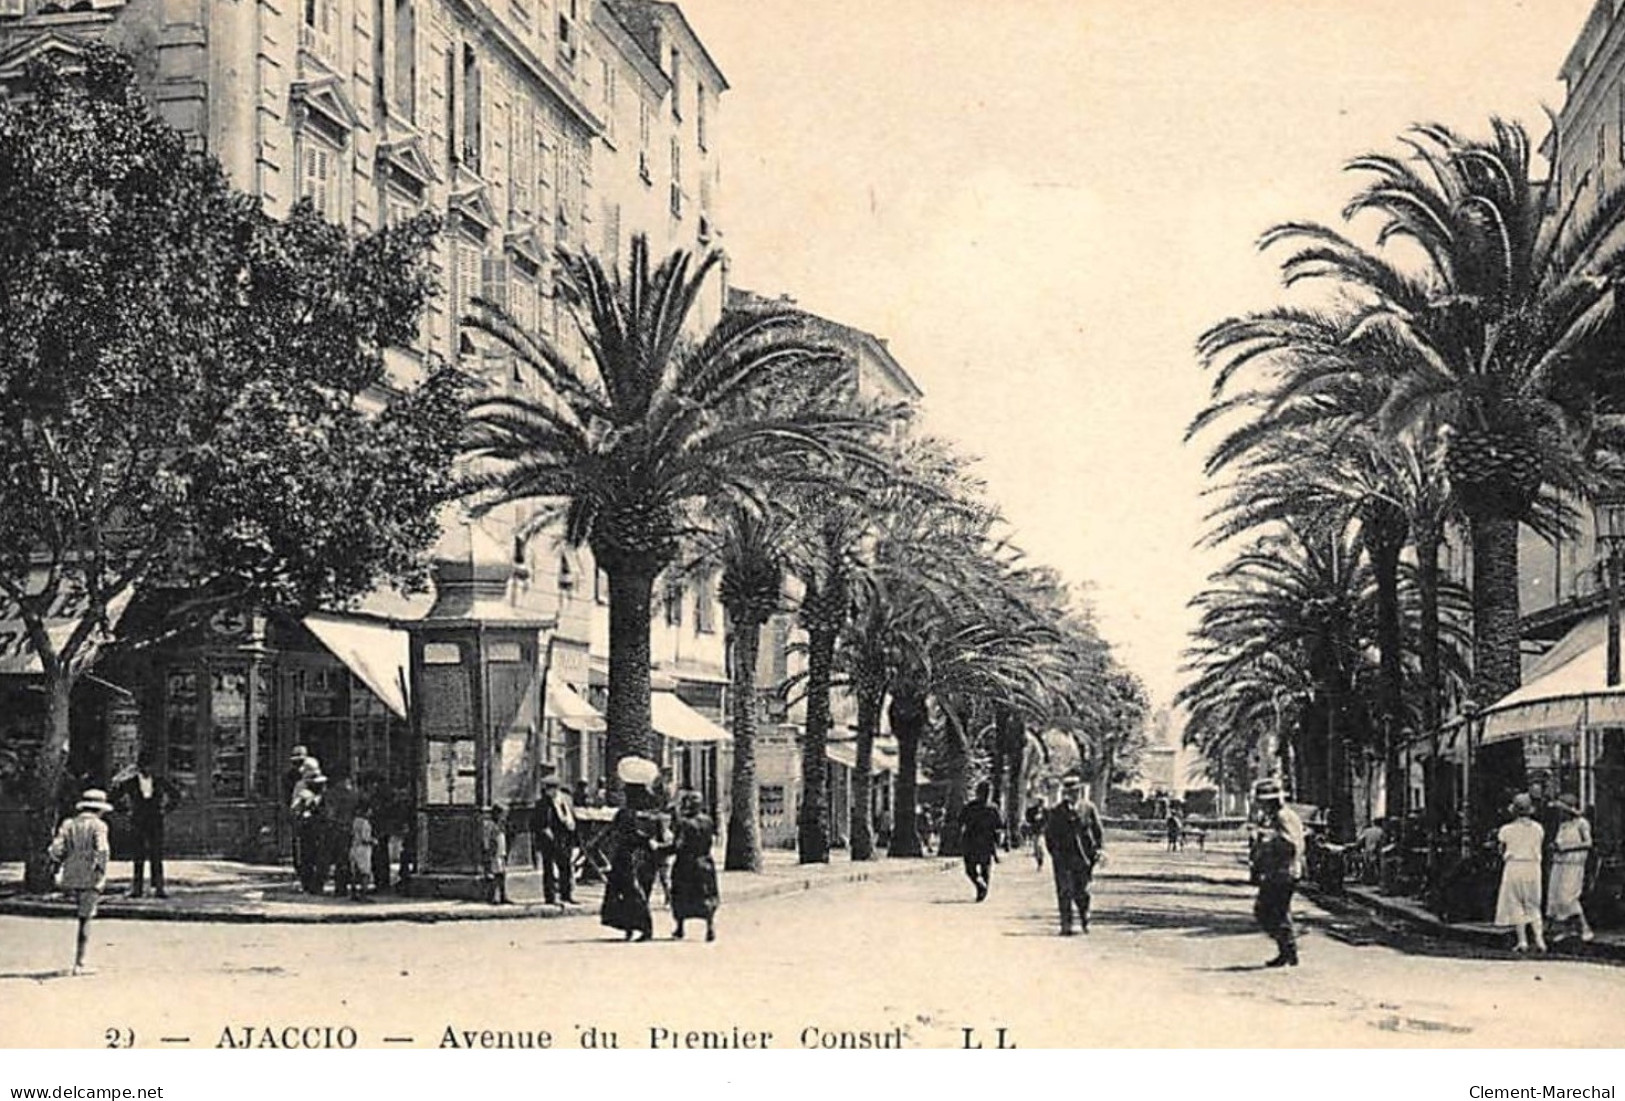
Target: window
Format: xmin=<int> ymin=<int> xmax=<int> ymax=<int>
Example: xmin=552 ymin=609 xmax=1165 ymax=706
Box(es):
xmin=164 ymin=668 xmax=199 ymax=787
xmin=444 ymin=46 xmax=458 ymax=169
xmin=697 ymin=83 xmax=707 ymax=151
xmin=211 ymin=666 xmax=249 ymax=799
xmin=510 ymin=100 xmax=534 ymax=218
xmin=670 ymin=47 xmax=682 ymax=120
xmin=299 ymin=139 xmax=343 ymax=222
xmin=670 ymin=137 xmax=682 ymax=216
xmin=557 ymin=0 xmax=578 ymax=67
xmin=601 ymin=59 xmax=617 ymax=142
xmin=448 ymin=237 xmax=482 ymax=357
xmin=595 ymin=568 xmax=608 ymax=605
xmin=393 ymin=0 xmax=416 ymax=119
xmin=482 ymin=252 xmax=509 ymax=314
xmin=303 ymin=0 xmax=338 ymax=64
xmin=558 ymin=554 xmax=576 ymax=596
xmin=462 ymin=45 xmax=483 ymax=173
xmin=695 ymin=573 xmax=715 ymax=634
xmin=664 ymin=579 xmax=684 ymax=627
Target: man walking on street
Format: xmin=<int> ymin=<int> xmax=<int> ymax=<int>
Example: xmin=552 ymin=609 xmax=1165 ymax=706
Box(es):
xmin=112 ymin=752 xmax=180 ymax=899
xmin=1250 ymin=778 xmax=1305 ymax=968
xmin=1043 ymin=773 xmax=1105 ymax=935
xmin=958 ymin=781 xmax=1003 ymax=901
xmin=531 ymin=766 xmax=578 ymax=905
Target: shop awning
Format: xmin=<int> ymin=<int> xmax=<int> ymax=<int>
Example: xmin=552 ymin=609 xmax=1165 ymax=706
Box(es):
xmin=651 ymin=690 xmax=730 ymax=743
xmin=0 ymin=587 xmax=132 ymax=676
xmin=547 ymin=676 xmax=605 ymax=732
xmin=825 ymin=741 xmax=889 ymax=774
xmin=303 ymin=613 xmax=410 ymax=720
xmin=1483 ymin=612 xmax=1625 ymax=744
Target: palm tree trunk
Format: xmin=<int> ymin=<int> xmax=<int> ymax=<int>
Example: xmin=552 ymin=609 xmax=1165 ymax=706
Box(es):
xmin=606 ymin=565 xmax=658 ymax=784
xmin=724 ymin=618 xmax=764 ymax=872
xmin=849 ymin=679 xmax=882 ymax=861
xmin=936 ymin=703 xmax=969 ymax=857
xmin=888 ymin=688 xmax=926 ymax=858
xmin=1001 ymin=714 xmax=1027 ymax=842
xmin=796 ymin=622 xmax=835 ymax=864
xmin=1368 ymin=524 xmax=1406 ymax=820
xmin=24 ymin=671 xmax=73 ymax=892
xmin=1415 ymin=519 xmax=1443 ymax=738
xmin=1469 ymin=512 xmax=1522 ymax=704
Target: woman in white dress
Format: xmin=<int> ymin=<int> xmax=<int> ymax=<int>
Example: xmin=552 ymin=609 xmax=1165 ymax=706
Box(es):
xmin=1545 ymin=797 xmax=1595 ymax=943
xmin=1495 ymin=792 xmax=1547 ymax=952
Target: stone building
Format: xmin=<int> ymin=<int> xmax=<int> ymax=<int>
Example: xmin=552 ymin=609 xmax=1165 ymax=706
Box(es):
xmin=0 ymin=0 xmax=733 ymax=857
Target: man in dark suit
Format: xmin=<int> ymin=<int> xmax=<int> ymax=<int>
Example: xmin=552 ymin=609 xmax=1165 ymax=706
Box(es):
xmin=957 ymin=781 xmax=1004 ymax=901
xmin=1043 ymin=773 xmax=1105 ymax=935
xmin=531 ymin=766 xmax=578 ymax=905
xmin=112 ymin=752 xmax=181 ymax=899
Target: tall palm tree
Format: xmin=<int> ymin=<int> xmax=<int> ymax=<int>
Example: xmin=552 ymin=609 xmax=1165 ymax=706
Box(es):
xmin=1255 ymin=121 xmax=1625 ymax=701
xmin=462 ymin=235 xmax=878 ymax=783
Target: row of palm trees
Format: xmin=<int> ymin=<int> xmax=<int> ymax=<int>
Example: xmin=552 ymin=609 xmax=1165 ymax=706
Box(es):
xmin=1182 ymin=119 xmax=1625 ymax=839
xmin=459 ymin=235 xmax=1146 ymax=869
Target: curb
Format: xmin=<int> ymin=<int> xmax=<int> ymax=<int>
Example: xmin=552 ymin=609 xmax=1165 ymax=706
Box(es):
xmin=1300 ymin=884 xmax=1625 ymax=963
xmin=0 ymin=858 xmax=956 ymax=925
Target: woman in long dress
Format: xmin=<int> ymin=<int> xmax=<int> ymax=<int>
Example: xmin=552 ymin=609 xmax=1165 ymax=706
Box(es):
xmin=669 ymin=790 xmax=719 ymax=942
xmin=1546 ymin=797 xmax=1596 ymax=943
xmin=1495 ymin=792 xmax=1547 ymax=953
xmin=600 ymin=761 xmax=665 ymax=942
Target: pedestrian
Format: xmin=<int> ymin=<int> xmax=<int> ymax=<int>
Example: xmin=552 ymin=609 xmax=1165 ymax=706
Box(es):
xmin=600 ymin=756 xmax=665 ymax=942
xmin=1355 ymin=818 xmax=1386 ymax=885
xmin=593 ymin=777 xmax=609 ymax=808
xmin=1024 ymin=802 xmax=1046 ymax=870
xmin=1546 ymin=796 xmax=1595 ymax=943
xmin=48 ymin=788 xmax=112 ymax=976
xmin=284 ymin=745 xmax=311 ymax=871
xmin=1248 ymin=779 xmax=1304 ymax=967
xmin=668 ymin=789 xmax=720 ymax=942
xmin=481 ymin=805 xmax=510 ymax=904
xmin=916 ymin=804 xmax=934 ymax=854
xmin=348 ymin=798 xmax=375 ymax=901
xmin=1043 ymin=773 xmax=1105 ymax=935
xmin=1496 ymin=792 xmax=1547 ymax=953
xmin=1165 ymin=806 xmax=1184 ymax=853
xmin=111 ymin=751 xmax=180 ymax=899
xmin=289 ymin=759 xmax=327 ymax=893
xmin=530 ymin=765 xmax=578 ymax=905
xmin=573 ymin=778 xmax=593 ymax=809
xmin=321 ymin=772 xmax=360 ymax=898
xmin=957 ymin=781 xmax=1003 ymax=901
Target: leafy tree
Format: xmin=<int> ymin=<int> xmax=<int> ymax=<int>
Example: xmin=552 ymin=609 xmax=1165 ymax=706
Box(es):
xmin=0 ymin=47 xmax=465 ymax=887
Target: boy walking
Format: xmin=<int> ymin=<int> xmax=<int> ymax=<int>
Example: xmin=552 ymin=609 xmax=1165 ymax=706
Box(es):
xmin=49 ymin=789 xmax=113 ymax=975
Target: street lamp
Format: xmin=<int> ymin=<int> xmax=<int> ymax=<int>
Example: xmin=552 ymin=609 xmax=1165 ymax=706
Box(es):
xmin=1593 ymin=488 xmax=1625 ymax=688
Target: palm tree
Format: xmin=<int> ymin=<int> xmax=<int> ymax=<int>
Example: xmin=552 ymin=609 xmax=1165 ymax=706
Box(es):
xmin=1254 ymin=121 xmax=1625 ymax=701
xmin=1182 ymin=523 xmax=1373 ymax=837
xmin=462 ymin=235 xmax=878 ymax=784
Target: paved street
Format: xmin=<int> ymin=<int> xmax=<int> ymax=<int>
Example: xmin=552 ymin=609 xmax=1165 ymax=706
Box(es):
xmin=1 ymin=840 xmax=1621 ymax=1049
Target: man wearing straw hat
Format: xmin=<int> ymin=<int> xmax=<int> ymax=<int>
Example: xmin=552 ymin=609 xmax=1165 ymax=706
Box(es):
xmin=48 ymin=788 xmax=113 ymax=976
xmin=1250 ymin=778 xmax=1304 ymax=968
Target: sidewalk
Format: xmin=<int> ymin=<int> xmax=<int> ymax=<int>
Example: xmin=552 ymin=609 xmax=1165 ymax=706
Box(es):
xmin=1317 ymin=880 xmax=1625 ymax=962
xmin=1108 ymin=837 xmax=1625 ymax=963
xmin=0 ymin=850 xmax=956 ymax=924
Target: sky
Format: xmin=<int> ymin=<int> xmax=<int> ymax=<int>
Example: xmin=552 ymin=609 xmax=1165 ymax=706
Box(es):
xmin=677 ymin=0 xmax=1597 ymax=710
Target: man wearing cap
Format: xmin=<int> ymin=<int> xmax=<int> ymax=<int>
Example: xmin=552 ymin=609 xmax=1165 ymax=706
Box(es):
xmin=1043 ymin=773 xmax=1105 ymax=935
xmin=48 ymin=789 xmax=112 ymax=975
xmin=530 ymin=765 xmax=578 ymax=905
xmin=1250 ymin=778 xmax=1305 ymax=967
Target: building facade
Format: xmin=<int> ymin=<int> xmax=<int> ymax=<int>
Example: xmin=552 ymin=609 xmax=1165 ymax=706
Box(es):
xmin=0 ymin=0 xmax=732 ymax=857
